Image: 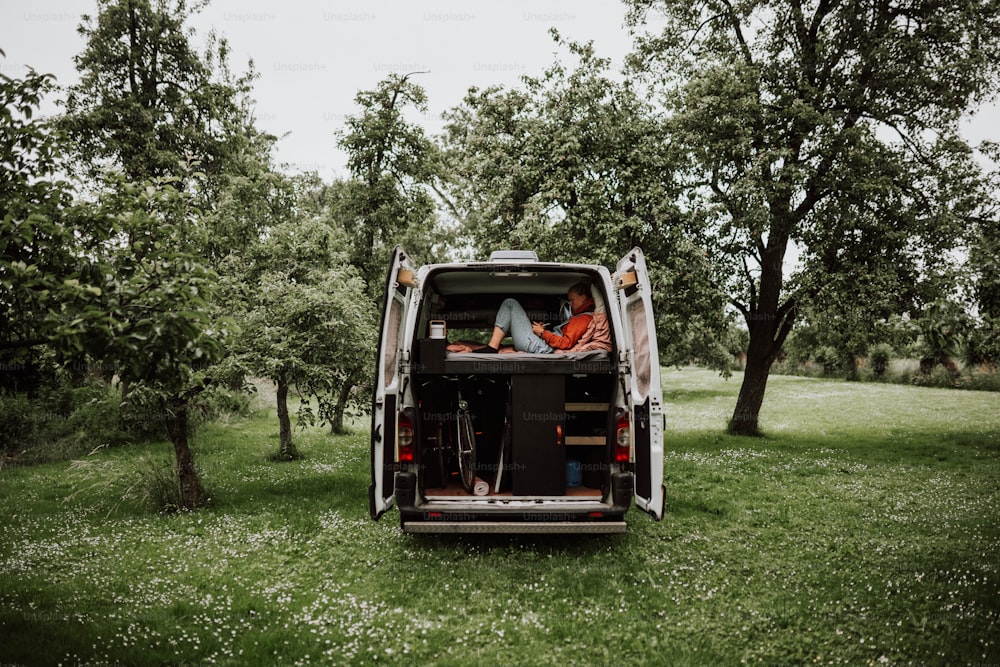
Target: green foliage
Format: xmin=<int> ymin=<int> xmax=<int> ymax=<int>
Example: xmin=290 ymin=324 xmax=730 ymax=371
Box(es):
xmin=1 ymin=60 xmax=112 ymax=360
xmin=96 ymin=175 xmax=231 ymax=394
xmin=1 ymin=378 xmax=135 ymax=464
xmin=197 ymin=383 xmax=255 ymax=422
xmin=625 ymin=0 xmax=1000 ymax=431
xmin=336 ymin=73 xmax=441 ymax=287
xmin=444 ymin=37 xmax=673 ymax=260
xmin=812 ymin=345 xmax=841 ymax=375
xmin=61 ymin=0 xmax=254 ymax=188
xmin=225 ymin=215 xmax=376 ymax=447
xmin=441 ymin=36 xmax=732 ymax=368
xmin=969 ymin=157 xmax=1000 ymax=320
xmin=722 ymin=323 xmax=749 ymax=359
xmin=867 ymin=342 xmax=894 ymax=376
xmin=917 ymin=298 xmax=972 ymax=363
xmin=242 ymin=256 xmax=373 ymax=414
xmin=117 ymin=384 xmax=169 ymax=440
xmin=966 ymin=316 xmax=1000 ymax=366
xmin=203 ymin=127 xmax=294 ymax=269
xmin=0 ymin=390 xmax=34 ymax=455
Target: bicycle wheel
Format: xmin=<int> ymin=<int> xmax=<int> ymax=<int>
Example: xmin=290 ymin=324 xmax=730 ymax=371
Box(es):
xmin=434 ymin=422 xmax=448 ymax=488
xmin=455 ymin=399 xmax=477 ymax=493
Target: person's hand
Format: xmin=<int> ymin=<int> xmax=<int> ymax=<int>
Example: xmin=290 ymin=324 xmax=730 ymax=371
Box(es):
xmin=531 ymin=321 xmax=547 ymax=336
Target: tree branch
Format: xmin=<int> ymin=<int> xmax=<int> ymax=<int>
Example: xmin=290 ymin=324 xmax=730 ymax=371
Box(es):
xmin=719 ymin=0 xmax=754 ymax=65
xmin=730 ymin=298 xmax=750 ymax=322
xmin=743 ymin=257 xmax=758 ymax=312
xmin=429 ymin=179 xmax=464 ymax=222
xmin=772 ymin=297 xmax=799 ymax=351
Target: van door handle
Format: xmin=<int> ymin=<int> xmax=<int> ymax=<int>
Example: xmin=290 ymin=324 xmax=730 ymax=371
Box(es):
xmin=374 ymin=424 xmax=382 ymax=443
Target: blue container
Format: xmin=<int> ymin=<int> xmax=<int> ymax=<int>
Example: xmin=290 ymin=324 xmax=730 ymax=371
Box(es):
xmin=565 ymin=459 xmax=582 ymax=487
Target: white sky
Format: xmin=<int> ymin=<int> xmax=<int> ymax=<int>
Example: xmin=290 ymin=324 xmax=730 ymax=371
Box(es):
xmin=1 ymin=0 xmax=637 ymax=180
xmin=1 ymin=0 xmax=996 ymax=183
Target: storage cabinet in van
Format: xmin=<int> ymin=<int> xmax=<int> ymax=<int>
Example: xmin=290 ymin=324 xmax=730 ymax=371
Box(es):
xmin=369 ymin=247 xmax=664 ymax=533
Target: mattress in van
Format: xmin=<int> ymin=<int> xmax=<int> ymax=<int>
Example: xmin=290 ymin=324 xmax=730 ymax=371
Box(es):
xmin=441 ymin=349 xmax=615 ymax=374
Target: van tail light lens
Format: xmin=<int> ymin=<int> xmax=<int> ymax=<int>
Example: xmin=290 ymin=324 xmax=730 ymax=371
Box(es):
xmin=615 ymin=415 xmax=630 ymax=463
xmin=398 ymin=415 xmax=414 ymax=462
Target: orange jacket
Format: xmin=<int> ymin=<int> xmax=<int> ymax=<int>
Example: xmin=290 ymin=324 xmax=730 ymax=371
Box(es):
xmin=540 ymin=298 xmax=595 ymax=350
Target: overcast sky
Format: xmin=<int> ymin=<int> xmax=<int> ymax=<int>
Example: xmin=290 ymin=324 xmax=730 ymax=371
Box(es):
xmin=2 ymin=0 xmax=996 ymax=182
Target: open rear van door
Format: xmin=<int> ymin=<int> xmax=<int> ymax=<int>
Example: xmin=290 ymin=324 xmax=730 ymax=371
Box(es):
xmin=369 ymin=246 xmax=415 ymax=520
xmin=615 ymin=248 xmax=665 ymax=520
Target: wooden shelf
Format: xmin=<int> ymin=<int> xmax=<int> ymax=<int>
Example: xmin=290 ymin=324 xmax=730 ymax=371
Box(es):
xmin=564 ymin=402 xmax=610 ymax=412
xmin=564 ymin=436 xmax=606 ymax=446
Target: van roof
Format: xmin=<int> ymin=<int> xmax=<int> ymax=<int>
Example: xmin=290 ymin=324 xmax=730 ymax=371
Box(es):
xmin=489 ymin=250 xmax=539 ymax=262
xmin=425 ymin=264 xmax=606 ymax=296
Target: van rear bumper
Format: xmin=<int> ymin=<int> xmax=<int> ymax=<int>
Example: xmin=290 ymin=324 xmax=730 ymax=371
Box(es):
xmin=394 ymin=471 xmax=634 ymax=533
xmin=402 ymin=520 xmax=626 ymax=534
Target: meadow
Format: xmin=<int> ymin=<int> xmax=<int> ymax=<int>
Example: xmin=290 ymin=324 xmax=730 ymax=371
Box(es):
xmin=1 ymin=369 xmax=997 ymax=666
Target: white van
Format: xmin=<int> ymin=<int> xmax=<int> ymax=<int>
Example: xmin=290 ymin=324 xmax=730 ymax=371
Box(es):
xmin=370 ymin=247 xmax=664 ymax=533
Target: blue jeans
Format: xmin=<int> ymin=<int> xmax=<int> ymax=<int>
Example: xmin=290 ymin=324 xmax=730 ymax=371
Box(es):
xmin=494 ymin=298 xmax=553 ymax=354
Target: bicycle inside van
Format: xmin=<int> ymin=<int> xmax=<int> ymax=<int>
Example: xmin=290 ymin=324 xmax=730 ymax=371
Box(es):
xmin=370 ymin=247 xmax=664 ymax=534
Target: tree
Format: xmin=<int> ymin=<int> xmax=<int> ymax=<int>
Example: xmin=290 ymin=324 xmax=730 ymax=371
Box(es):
xmin=626 ymin=0 xmax=1000 ymax=434
xmin=60 ymin=0 xmax=252 ymax=195
xmin=95 ymin=174 xmax=230 ymax=509
xmin=1 ymin=55 xmax=114 ymax=390
xmin=441 ymin=36 xmax=732 ymax=367
xmin=228 ymin=217 xmax=374 ymax=459
xmin=916 ymin=298 xmax=971 ymax=378
xmin=337 ymin=72 xmax=441 ymax=284
xmin=203 ymin=126 xmax=294 ymax=269
xmin=966 ymin=144 xmax=1000 ymax=366
xmin=57 ymin=0 xmax=257 ymax=506
xmin=319 ymin=73 xmax=443 ymax=431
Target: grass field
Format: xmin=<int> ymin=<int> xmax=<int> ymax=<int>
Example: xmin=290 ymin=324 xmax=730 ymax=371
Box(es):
xmin=1 ymin=369 xmax=998 ymax=666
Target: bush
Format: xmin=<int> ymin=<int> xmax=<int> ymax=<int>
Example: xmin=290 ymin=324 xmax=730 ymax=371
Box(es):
xmin=2 ymin=366 xmax=259 ymax=466
xmin=813 ymin=346 xmax=841 ymax=375
xmin=131 ymin=454 xmax=197 ymax=514
xmin=0 ymin=391 xmax=36 ymax=455
xmin=24 ymin=382 xmax=135 ymax=463
xmin=867 ymin=343 xmax=894 ymax=377
xmin=65 ymin=384 xmax=132 ymax=446
xmin=197 ymin=384 xmax=256 ymax=423
xmin=966 ymin=318 xmax=1000 ymax=367
xmin=67 ymin=453 xmax=210 ymax=514
xmin=119 ymin=387 xmax=166 ymax=440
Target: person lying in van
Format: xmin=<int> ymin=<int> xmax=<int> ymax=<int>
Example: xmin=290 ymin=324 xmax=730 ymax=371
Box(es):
xmin=472 ymin=282 xmax=596 ymax=354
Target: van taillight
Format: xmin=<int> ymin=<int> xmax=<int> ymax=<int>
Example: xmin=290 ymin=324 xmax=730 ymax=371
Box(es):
xmin=398 ymin=416 xmax=414 ymax=462
xmin=615 ymin=415 xmax=630 ymax=463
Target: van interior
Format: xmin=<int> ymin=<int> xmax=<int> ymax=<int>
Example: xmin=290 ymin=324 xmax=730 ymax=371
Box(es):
xmin=408 ymin=267 xmax=621 ymax=501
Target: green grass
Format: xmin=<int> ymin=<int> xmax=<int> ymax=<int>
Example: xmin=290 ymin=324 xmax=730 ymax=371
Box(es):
xmin=1 ymin=369 xmax=998 ymax=666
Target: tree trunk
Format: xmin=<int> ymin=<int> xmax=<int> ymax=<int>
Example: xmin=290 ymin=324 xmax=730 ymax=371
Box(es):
xmin=730 ymin=326 xmax=776 ymax=436
xmin=729 ymin=241 xmax=796 ymax=436
xmin=841 ymin=349 xmax=859 ymax=381
xmin=938 ymin=353 xmax=961 ymax=379
xmin=275 ymin=376 xmax=298 ymax=460
xmin=162 ymin=396 xmax=202 ymax=510
xmin=330 ymin=380 xmax=353 ymax=435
